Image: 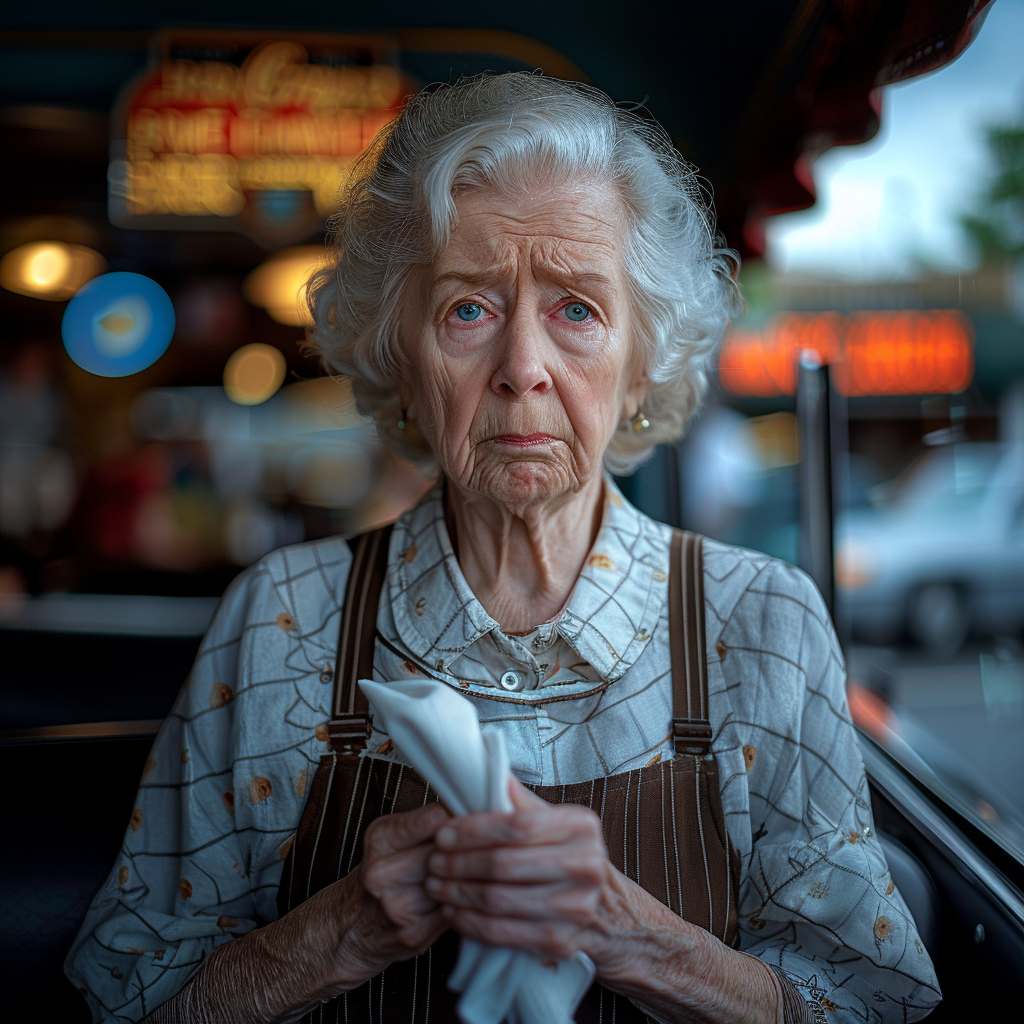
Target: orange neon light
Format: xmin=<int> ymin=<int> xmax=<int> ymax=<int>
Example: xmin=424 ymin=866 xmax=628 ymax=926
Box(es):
xmin=719 ymin=310 xmax=974 ymax=397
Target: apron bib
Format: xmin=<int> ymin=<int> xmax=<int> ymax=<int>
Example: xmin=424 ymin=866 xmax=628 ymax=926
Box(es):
xmin=278 ymin=527 xmax=739 ymax=1023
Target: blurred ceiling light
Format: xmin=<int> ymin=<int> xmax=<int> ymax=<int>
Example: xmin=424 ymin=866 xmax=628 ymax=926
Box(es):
xmin=0 ymin=241 xmax=106 ymax=301
xmin=242 ymin=246 xmax=325 ymax=326
xmin=224 ymin=343 xmax=287 ymax=405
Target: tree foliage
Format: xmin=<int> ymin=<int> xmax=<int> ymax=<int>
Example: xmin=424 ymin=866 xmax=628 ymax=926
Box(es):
xmin=961 ymin=114 xmax=1024 ymax=260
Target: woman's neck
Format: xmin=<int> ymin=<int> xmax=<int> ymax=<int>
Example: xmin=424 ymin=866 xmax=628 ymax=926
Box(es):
xmin=444 ymin=474 xmax=605 ymax=633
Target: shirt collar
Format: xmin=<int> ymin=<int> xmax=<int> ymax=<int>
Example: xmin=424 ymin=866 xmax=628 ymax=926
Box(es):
xmin=386 ymin=475 xmax=670 ymax=682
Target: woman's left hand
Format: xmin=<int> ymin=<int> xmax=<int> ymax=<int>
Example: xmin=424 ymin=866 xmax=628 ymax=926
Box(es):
xmin=424 ymin=777 xmax=651 ymax=976
xmin=425 ymin=777 xmax=784 ymax=1023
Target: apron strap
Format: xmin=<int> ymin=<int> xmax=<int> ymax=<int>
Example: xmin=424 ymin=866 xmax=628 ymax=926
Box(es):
xmin=668 ymin=529 xmax=712 ymax=756
xmin=327 ymin=524 xmax=394 ymax=754
xmin=328 ymin=523 xmax=706 ymax=755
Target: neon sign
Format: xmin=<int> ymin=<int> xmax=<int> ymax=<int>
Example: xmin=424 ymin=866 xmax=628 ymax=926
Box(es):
xmin=109 ymin=32 xmax=414 ymax=242
xmin=719 ymin=310 xmax=974 ymax=397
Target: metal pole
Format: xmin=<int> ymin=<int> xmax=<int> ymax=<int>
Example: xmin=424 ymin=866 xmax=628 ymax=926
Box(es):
xmin=830 ymin=375 xmax=850 ymax=650
xmin=797 ymin=351 xmax=834 ymax=617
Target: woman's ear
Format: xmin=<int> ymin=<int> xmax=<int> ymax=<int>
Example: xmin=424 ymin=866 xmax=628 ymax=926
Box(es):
xmin=392 ymin=331 xmax=416 ymax=417
xmin=622 ymin=366 xmax=650 ymax=421
xmin=395 ymin=277 xmax=426 ymax=420
xmin=397 ymin=381 xmax=413 ymax=418
xmin=403 ymin=388 xmax=419 ymax=422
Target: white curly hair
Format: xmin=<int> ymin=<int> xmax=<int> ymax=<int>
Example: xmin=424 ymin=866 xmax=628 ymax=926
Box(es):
xmin=306 ymin=72 xmax=741 ymax=475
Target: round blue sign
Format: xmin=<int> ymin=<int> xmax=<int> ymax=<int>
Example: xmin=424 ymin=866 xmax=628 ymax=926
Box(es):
xmin=62 ymin=272 xmax=175 ymax=377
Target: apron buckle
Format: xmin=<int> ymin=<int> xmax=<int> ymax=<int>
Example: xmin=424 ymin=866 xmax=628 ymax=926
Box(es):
xmin=327 ymin=715 xmax=371 ymax=754
xmin=672 ymin=718 xmax=712 ymax=755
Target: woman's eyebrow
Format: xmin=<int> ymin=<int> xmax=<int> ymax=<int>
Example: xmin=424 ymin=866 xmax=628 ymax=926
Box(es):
xmin=428 ymin=266 xmax=618 ymax=300
xmin=565 ymin=271 xmax=615 ymax=291
xmin=430 ymin=269 xmax=498 ymax=289
xmin=537 ymin=269 xmax=618 ymax=298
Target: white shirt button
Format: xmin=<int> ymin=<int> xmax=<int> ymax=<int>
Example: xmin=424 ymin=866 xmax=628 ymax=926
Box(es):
xmin=499 ymin=670 xmax=521 ymax=691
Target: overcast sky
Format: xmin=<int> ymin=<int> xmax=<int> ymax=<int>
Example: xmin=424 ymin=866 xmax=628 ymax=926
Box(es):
xmin=765 ymin=0 xmax=1024 ymax=280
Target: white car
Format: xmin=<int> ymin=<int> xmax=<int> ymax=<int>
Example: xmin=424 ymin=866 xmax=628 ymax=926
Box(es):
xmin=835 ymin=442 xmax=1024 ymax=656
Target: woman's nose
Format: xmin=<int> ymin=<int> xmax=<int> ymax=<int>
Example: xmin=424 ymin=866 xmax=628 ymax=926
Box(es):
xmin=490 ymin=313 xmax=553 ymax=398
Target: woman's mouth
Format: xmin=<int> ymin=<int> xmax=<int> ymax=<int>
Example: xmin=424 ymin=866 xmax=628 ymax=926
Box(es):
xmin=490 ymin=433 xmax=559 ymax=448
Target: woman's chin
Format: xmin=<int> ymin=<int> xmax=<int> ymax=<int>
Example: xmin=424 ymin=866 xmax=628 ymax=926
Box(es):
xmin=464 ymin=456 xmax=586 ymax=510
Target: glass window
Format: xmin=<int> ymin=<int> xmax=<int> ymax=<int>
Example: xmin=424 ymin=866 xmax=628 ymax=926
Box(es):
xmin=682 ymin=0 xmax=1024 ymax=864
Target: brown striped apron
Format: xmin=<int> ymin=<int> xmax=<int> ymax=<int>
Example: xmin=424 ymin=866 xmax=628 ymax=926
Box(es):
xmin=278 ymin=526 xmax=739 ymax=1023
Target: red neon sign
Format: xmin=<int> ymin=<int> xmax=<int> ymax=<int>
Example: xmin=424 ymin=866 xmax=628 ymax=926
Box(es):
xmin=719 ymin=310 xmax=974 ymax=397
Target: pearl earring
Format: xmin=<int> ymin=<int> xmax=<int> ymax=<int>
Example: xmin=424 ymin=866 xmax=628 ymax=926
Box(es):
xmin=630 ymin=407 xmax=651 ymax=432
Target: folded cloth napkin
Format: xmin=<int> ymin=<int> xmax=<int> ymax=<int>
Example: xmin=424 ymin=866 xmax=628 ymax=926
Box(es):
xmin=359 ymin=679 xmax=596 ymax=1024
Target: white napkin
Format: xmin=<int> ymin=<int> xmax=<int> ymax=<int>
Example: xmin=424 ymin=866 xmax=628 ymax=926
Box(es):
xmin=359 ymin=679 xmax=596 ymax=1024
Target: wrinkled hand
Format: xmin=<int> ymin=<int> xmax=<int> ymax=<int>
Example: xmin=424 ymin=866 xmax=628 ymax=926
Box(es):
xmin=329 ymin=801 xmax=453 ymax=981
xmin=149 ymin=789 xmax=780 ymax=1024
xmin=422 ymin=780 xmax=786 ymax=1024
xmin=142 ymin=801 xmax=455 ymax=1024
xmin=424 ymin=777 xmax=646 ymax=974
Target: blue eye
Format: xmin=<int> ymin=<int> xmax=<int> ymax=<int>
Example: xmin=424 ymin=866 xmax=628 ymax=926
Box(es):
xmin=563 ymin=302 xmax=591 ymax=322
xmin=456 ymin=302 xmax=483 ymax=321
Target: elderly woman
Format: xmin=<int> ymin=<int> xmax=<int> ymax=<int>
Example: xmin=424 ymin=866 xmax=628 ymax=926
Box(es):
xmin=67 ymin=74 xmax=939 ymax=1024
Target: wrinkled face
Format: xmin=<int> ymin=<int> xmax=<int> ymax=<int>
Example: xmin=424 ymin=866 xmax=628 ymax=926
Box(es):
xmin=399 ymin=180 xmax=648 ymax=511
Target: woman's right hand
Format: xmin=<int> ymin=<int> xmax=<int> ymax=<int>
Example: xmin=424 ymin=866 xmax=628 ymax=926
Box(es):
xmin=325 ymin=801 xmax=453 ymax=983
xmin=142 ymin=802 xmax=452 ymax=1024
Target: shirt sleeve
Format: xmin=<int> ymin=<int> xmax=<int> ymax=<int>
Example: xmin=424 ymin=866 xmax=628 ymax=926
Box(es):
xmin=736 ymin=560 xmax=941 ymax=1022
xmin=63 ymin=559 xmax=301 ymax=1023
